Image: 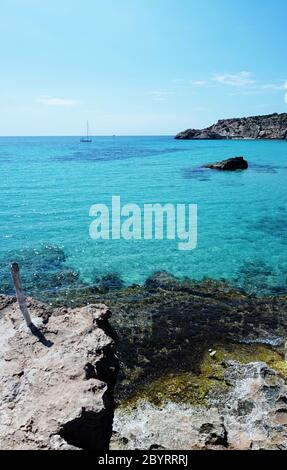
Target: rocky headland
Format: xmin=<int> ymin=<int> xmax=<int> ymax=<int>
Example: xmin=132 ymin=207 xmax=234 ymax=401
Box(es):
xmin=175 ymin=113 xmax=287 ymax=140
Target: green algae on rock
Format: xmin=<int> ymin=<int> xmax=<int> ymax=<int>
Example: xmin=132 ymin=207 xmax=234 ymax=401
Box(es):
xmin=112 ymin=361 xmax=287 ymax=451
xmin=118 ymin=342 xmax=287 ymax=410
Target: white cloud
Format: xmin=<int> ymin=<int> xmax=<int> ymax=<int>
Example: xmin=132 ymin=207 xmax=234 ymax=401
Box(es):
xmin=150 ymin=91 xmax=173 ymax=96
xmin=191 ymin=80 xmax=206 ymax=86
xmin=149 ymin=91 xmax=174 ymax=101
xmin=151 ymin=75 xmax=287 ymax=103
xmin=260 ymin=81 xmax=287 ymax=103
xmin=171 ymin=78 xmax=185 ymax=85
xmin=261 ymin=82 xmax=287 ymax=91
xmin=213 ymin=71 xmax=255 ymax=87
xmin=228 ymin=90 xmax=265 ymax=96
xmin=38 ymin=96 xmax=79 ymax=107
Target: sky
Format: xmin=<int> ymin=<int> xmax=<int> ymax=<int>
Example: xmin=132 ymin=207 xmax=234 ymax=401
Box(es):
xmin=0 ymin=0 xmax=287 ymax=136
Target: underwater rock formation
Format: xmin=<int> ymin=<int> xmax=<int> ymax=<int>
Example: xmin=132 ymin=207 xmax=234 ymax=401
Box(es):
xmin=0 ymin=297 xmax=118 ymax=450
xmin=34 ymin=271 xmax=287 ymax=400
xmin=0 ymin=245 xmax=80 ymax=298
xmin=105 ymin=274 xmax=287 ymax=398
xmin=175 ymin=113 xmax=287 ymax=140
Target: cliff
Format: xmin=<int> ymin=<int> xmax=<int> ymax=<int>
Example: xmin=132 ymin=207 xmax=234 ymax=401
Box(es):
xmin=175 ymin=113 xmax=287 ymax=140
xmin=0 ymin=295 xmax=118 ymax=450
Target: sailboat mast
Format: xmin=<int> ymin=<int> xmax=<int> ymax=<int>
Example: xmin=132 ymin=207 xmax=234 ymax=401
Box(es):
xmin=80 ymin=120 xmax=92 ymax=142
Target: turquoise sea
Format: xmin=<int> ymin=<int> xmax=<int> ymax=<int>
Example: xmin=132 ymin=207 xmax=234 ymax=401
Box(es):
xmin=1 ymin=136 xmax=287 ymax=297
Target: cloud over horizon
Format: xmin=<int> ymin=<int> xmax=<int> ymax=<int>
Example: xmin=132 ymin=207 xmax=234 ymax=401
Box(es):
xmin=38 ymin=97 xmax=79 ymax=107
xmin=149 ymin=91 xmax=174 ymax=101
xmin=191 ymin=80 xmax=206 ymax=86
xmin=212 ymin=71 xmax=255 ymax=87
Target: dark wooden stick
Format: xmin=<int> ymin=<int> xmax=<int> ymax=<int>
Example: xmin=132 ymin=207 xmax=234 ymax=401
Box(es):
xmin=10 ymin=262 xmax=32 ymax=327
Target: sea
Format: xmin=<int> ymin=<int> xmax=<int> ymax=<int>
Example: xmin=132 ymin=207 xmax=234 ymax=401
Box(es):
xmin=1 ymin=136 xmax=287 ymax=298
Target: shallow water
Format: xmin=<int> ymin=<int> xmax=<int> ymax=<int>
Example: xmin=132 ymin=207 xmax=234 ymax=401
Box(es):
xmin=1 ymin=136 xmax=287 ymax=296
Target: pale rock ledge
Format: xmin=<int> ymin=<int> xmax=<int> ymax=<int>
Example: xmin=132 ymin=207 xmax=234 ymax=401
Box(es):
xmin=0 ymin=295 xmax=118 ymax=450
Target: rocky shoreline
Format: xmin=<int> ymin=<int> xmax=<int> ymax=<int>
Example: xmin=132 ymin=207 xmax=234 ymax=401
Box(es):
xmin=1 ymin=272 xmax=287 ymax=450
xmin=175 ymin=113 xmax=287 ymax=140
xmin=0 ymin=297 xmax=118 ymax=450
xmin=112 ymin=360 xmax=287 ymax=450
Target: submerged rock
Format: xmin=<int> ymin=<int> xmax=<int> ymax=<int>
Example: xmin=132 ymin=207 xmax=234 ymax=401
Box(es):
xmin=0 ymin=297 xmax=118 ymax=450
xmin=175 ymin=113 xmax=287 ymax=140
xmin=204 ymin=157 xmax=248 ymax=171
xmin=0 ymin=245 xmax=80 ymax=298
xmin=106 ymin=279 xmax=287 ymax=399
xmin=38 ymin=272 xmax=287 ymax=400
xmin=93 ymin=272 xmax=125 ymax=291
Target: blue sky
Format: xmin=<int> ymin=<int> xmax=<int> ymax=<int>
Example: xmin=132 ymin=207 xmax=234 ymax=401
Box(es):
xmin=1 ymin=0 xmax=287 ymax=135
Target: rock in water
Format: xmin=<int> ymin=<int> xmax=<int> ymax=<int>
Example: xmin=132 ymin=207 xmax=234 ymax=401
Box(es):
xmin=175 ymin=113 xmax=287 ymax=140
xmin=0 ymin=296 xmax=118 ymax=450
xmin=204 ymin=157 xmax=248 ymax=171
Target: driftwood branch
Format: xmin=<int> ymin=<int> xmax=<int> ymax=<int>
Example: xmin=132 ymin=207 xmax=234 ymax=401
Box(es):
xmin=10 ymin=262 xmax=32 ymax=327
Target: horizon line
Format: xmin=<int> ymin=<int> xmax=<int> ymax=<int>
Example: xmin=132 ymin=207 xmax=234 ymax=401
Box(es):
xmin=0 ymin=134 xmax=176 ymax=140
xmin=0 ymin=134 xmax=176 ymax=138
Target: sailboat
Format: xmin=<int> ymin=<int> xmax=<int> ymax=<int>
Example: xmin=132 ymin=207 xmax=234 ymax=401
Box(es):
xmin=80 ymin=121 xmax=92 ymax=142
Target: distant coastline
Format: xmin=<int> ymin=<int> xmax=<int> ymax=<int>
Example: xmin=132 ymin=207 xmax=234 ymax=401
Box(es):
xmin=175 ymin=112 xmax=287 ymax=140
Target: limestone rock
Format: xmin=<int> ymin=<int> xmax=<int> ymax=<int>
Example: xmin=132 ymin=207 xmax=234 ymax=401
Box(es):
xmin=211 ymin=361 xmax=287 ymax=450
xmin=0 ymin=297 xmax=118 ymax=450
xmin=111 ymin=403 xmax=227 ymax=450
xmin=111 ymin=361 xmax=287 ymax=450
